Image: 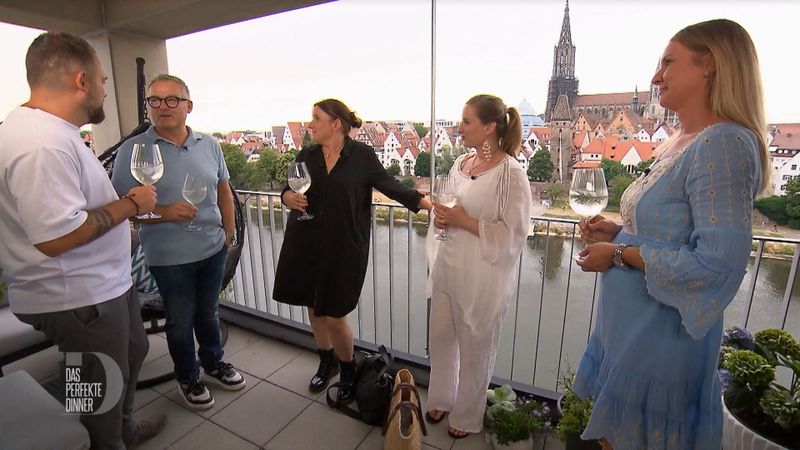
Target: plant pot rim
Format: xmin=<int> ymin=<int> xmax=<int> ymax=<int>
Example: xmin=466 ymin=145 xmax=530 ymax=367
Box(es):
xmin=556 ymin=393 xmax=565 ymax=419
xmin=490 ymin=432 xmax=534 ymax=448
xmin=721 ymin=395 xmax=788 ymax=448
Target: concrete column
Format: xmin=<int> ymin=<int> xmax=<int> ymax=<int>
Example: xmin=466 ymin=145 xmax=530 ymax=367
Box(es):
xmin=83 ymin=31 xmax=168 ymax=155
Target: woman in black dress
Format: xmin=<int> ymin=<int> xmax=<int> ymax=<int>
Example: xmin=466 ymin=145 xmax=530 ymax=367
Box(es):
xmin=274 ymin=99 xmax=432 ymax=401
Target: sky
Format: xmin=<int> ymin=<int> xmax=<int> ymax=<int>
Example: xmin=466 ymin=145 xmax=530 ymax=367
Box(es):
xmin=1 ymin=0 xmax=798 ymax=133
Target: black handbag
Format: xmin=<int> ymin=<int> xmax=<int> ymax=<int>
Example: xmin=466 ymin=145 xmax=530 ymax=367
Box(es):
xmin=326 ymin=345 xmax=394 ymax=426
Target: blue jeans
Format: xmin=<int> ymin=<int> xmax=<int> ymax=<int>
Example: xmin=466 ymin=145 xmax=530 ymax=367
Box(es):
xmin=149 ymin=246 xmax=228 ymax=382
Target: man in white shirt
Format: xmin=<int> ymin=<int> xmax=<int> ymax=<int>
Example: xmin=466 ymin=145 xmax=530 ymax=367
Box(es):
xmin=0 ymin=32 xmax=165 ymax=449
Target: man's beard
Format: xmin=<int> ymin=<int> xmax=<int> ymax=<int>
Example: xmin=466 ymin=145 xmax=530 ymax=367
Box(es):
xmin=87 ymin=102 xmax=105 ymax=125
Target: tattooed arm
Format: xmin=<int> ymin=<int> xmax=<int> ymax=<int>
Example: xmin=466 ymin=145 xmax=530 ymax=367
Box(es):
xmin=34 ymin=185 xmax=157 ymax=258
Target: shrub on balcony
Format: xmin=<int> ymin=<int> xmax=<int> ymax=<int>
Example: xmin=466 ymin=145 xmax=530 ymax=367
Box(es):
xmin=719 ymin=326 xmax=800 ymax=448
xmin=485 ymin=385 xmax=552 ymax=448
xmin=555 ymin=370 xmax=600 ymax=449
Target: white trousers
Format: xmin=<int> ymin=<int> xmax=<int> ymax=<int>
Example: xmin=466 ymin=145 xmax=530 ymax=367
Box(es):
xmin=426 ymin=288 xmax=506 ymax=433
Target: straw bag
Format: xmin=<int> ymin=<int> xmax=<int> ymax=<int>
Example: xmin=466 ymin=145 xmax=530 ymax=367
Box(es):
xmin=382 ymin=369 xmax=427 ymax=450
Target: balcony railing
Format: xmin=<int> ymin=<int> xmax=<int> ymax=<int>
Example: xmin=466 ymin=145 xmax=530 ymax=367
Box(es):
xmin=223 ymin=190 xmax=800 ymax=395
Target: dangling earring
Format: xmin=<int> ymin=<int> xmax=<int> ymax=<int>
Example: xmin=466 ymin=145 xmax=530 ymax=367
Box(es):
xmin=481 ymin=139 xmax=492 ymax=160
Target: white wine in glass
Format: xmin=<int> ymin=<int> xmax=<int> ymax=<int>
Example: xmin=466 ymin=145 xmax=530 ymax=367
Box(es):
xmin=569 ymin=168 xmax=608 ymax=218
xmin=130 ymin=143 xmax=164 ymax=219
xmin=569 ymin=168 xmax=608 ymax=258
xmin=181 ymin=173 xmax=207 ymax=232
xmin=433 ymin=174 xmax=457 ymax=241
xmin=288 ymin=161 xmax=314 ymax=221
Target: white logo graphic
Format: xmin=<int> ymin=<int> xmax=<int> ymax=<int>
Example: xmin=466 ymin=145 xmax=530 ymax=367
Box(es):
xmin=63 ymin=352 xmax=123 ymax=415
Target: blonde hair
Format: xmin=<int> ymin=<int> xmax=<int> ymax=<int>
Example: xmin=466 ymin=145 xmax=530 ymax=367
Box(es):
xmin=672 ymin=19 xmax=769 ymax=193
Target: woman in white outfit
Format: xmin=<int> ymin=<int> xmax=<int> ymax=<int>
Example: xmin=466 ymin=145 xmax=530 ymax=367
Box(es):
xmin=426 ymin=94 xmax=532 ymax=438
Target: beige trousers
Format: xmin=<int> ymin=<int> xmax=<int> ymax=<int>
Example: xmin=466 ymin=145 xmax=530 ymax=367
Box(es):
xmin=425 ymin=288 xmax=506 ymax=433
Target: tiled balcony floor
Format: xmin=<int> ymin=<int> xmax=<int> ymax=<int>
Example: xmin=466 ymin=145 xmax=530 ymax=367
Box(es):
xmin=10 ymin=323 xmax=565 ymax=449
xmin=138 ymin=324 xmax=567 ymax=450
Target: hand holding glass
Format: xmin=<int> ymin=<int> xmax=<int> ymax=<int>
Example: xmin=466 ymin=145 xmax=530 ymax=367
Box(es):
xmin=288 ymin=161 xmax=314 ymax=221
xmin=432 ymin=174 xmax=457 ymax=241
xmin=569 ymin=168 xmax=608 ymax=259
xmin=130 ymin=143 xmax=163 ymax=219
xmin=181 ymin=173 xmax=207 ymax=232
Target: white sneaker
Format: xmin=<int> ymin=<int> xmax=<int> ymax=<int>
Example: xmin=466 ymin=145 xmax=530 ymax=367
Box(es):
xmin=202 ymin=361 xmax=246 ymax=391
xmin=177 ymin=377 xmax=214 ymax=410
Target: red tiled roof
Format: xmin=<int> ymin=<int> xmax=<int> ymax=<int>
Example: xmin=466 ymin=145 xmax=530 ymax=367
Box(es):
xmin=771 ymin=123 xmax=800 ymax=136
xmin=582 ymin=136 xmax=620 ymax=157
xmin=632 ymin=140 xmax=658 ymax=161
xmin=573 ymin=161 xmax=601 ymax=168
xmin=573 ymin=131 xmax=588 ymax=148
xmin=772 ymin=132 xmax=800 ymax=150
xmin=401 ymin=130 xmax=420 ymax=148
xmin=272 ymin=126 xmax=285 ymax=149
xmin=530 ymin=127 xmax=552 ymax=143
xmin=574 ymin=92 xmax=651 ymax=107
xmin=613 ymin=141 xmax=636 ymax=160
xmin=225 ymin=131 xmax=244 ymax=143
xmin=242 ymin=141 xmax=265 ymax=152
xmin=286 ymin=122 xmax=308 ymax=149
xmin=576 ymin=112 xmax=605 ymax=130
xmin=652 ymin=123 xmax=675 ymax=137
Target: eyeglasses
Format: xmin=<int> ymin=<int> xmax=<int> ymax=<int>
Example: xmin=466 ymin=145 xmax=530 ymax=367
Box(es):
xmin=146 ymin=96 xmax=190 ymax=108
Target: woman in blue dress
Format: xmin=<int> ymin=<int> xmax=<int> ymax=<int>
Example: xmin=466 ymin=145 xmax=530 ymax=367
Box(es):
xmin=574 ymin=19 xmax=770 ymax=449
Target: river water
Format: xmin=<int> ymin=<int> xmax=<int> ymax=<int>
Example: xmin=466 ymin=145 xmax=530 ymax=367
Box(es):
xmin=230 ymin=208 xmax=800 ymax=392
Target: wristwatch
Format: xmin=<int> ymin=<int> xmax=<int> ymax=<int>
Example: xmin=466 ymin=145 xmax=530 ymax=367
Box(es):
xmin=613 ymin=243 xmax=629 ymax=270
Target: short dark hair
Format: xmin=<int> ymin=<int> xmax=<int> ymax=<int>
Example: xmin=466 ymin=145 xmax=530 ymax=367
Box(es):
xmin=314 ymin=98 xmax=362 ymax=135
xmin=25 ymin=32 xmax=97 ymax=88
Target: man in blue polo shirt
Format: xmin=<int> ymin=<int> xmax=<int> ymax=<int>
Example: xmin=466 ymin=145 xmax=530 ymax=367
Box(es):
xmin=111 ymin=74 xmax=245 ymax=410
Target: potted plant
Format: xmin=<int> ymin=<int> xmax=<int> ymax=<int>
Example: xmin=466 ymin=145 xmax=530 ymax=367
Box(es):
xmin=718 ymin=326 xmax=800 ymax=449
xmin=555 ymin=370 xmax=601 ymax=450
xmin=486 ymin=384 xmax=517 ymax=428
xmin=486 ymin=385 xmax=551 ymax=450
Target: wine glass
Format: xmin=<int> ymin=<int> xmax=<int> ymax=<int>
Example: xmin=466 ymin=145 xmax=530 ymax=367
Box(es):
xmin=432 ymin=174 xmax=457 ymax=241
xmin=130 ymin=143 xmax=164 ymax=219
xmin=569 ymin=168 xmax=608 ymax=260
xmin=181 ymin=173 xmax=207 ymax=231
xmin=288 ymin=161 xmax=314 ymax=221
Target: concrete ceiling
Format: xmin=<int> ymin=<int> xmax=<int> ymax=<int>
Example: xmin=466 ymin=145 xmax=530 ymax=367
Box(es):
xmin=0 ymin=0 xmax=333 ymax=39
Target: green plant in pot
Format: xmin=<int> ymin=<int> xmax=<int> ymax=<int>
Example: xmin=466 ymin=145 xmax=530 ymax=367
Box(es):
xmin=555 ymin=370 xmax=601 ymax=450
xmin=485 ymin=385 xmax=552 ymax=450
xmin=719 ymin=326 xmax=800 ymax=448
xmin=486 ymin=384 xmax=517 ymax=428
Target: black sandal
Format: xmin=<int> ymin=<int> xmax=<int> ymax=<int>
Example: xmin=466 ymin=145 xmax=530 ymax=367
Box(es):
xmin=425 ymin=410 xmax=446 ymax=424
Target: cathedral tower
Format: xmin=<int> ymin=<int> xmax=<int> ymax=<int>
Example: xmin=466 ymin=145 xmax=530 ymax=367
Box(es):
xmin=545 ymin=0 xmax=579 ymax=122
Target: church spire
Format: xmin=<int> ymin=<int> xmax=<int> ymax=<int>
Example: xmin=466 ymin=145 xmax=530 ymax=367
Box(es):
xmin=559 ymin=0 xmax=573 ymax=47
xmin=545 ymin=0 xmax=578 ymax=121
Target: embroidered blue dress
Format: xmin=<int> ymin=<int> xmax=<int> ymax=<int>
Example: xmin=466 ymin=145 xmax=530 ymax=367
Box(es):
xmin=573 ymin=123 xmax=762 ymax=449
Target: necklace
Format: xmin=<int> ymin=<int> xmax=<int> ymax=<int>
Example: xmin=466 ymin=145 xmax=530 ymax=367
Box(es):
xmin=323 ymin=142 xmax=345 ymax=161
xmin=466 ymin=152 xmax=502 ymax=180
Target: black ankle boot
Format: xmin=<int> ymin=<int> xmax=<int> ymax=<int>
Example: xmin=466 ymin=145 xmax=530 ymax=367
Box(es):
xmin=309 ymin=348 xmax=338 ymax=392
xmin=336 ymin=358 xmax=357 ymax=403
